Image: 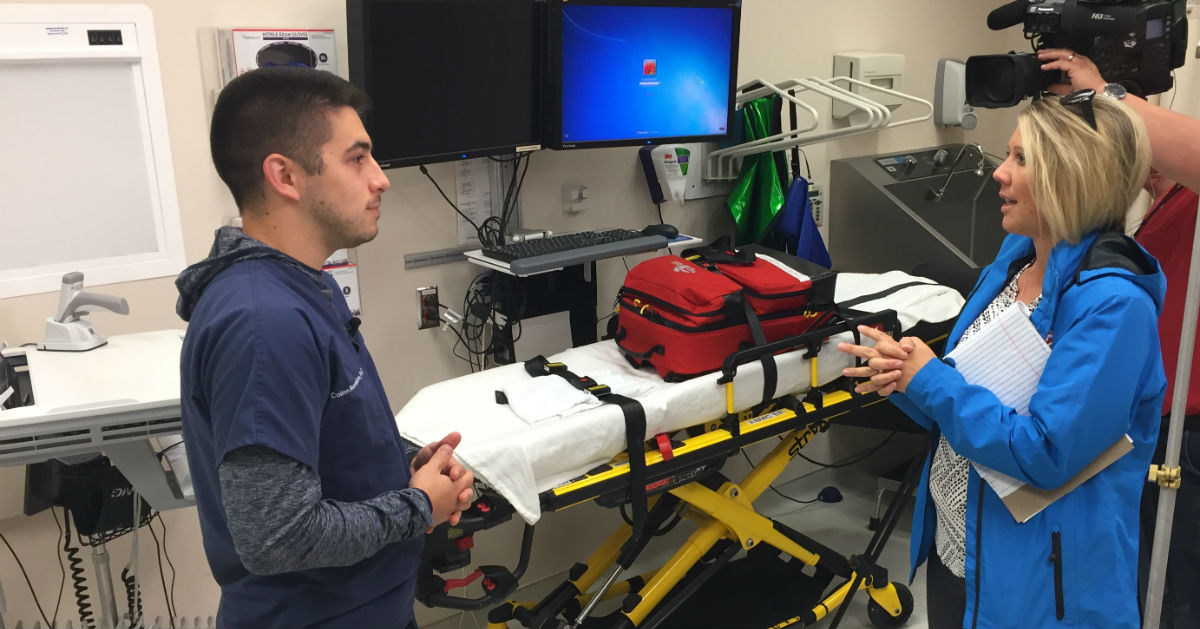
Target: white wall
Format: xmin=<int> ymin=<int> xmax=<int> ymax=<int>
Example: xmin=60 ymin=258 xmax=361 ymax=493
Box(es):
xmin=0 ymin=0 xmax=1033 ymax=625
xmin=1157 ymin=12 xmax=1200 ymax=119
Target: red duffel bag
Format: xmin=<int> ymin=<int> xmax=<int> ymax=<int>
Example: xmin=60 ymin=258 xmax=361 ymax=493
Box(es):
xmin=614 ymin=242 xmax=836 ymax=381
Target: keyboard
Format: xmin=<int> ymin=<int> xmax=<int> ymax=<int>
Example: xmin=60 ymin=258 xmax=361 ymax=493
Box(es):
xmin=482 ymin=229 xmax=668 ymax=275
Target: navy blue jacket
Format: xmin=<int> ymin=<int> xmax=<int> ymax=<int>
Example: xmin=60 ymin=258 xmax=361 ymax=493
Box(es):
xmin=178 ymin=229 xmax=419 ymax=628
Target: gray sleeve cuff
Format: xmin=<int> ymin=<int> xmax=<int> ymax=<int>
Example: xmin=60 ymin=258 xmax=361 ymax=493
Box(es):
xmin=218 ymin=445 xmax=434 ymax=575
xmin=402 ymin=438 xmax=422 ymax=464
xmin=410 ymin=487 xmax=433 ymax=515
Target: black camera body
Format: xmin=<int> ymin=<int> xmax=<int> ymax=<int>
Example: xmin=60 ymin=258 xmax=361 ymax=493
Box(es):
xmin=967 ymin=0 xmax=1187 ymax=108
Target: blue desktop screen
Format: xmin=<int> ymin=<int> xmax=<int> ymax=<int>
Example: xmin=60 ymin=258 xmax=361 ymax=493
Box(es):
xmin=559 ymin=4 xmax=735 ymax=144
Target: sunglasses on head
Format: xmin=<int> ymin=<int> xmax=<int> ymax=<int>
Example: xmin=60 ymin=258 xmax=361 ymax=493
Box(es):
xmin=1060 ymin=89 xmax=1098 ymax=131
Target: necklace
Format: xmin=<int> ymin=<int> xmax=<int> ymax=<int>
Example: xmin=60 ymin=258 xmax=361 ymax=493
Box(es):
xmin=1012 ymin=260 xmax=1043 ymax=309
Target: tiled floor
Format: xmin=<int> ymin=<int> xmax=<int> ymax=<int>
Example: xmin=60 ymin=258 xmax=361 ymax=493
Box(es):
xmin=428 ymin=466 xmax=931 ymax=628
xmin=749 ymin=466 xmax=929 ymax=629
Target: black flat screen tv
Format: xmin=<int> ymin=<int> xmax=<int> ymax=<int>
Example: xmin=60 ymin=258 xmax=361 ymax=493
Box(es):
xmin=347 ymin=0 xmax=543 ymax=168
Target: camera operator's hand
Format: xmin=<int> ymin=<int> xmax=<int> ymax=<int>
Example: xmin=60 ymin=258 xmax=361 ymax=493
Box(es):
xmin=1038 ymin=48 xmax=1106 ymax=95
xmin=1037 ymin=50 xmax=1200 ymax=193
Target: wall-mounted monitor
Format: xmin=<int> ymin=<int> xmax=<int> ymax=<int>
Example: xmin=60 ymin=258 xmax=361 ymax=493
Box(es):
xmin=346 ymin=0 xmax=543 ymax=169
xmin=544 ymin=0 xmax=740 ymax=150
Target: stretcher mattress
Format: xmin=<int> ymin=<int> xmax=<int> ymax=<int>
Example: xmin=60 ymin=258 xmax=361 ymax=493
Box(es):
xmin=395 ymin=271 xmax=964 ymax=523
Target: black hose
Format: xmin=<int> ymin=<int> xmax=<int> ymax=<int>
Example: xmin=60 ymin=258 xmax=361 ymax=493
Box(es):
xmin=64 ymin=510 xmax=96 ymax=629
xmin=121 ymin=566 xmax=144 ymax=628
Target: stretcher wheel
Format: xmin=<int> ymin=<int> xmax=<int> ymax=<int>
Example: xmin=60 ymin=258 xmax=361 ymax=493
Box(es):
xmin=867 ymin=582 xmax=913 ymax=629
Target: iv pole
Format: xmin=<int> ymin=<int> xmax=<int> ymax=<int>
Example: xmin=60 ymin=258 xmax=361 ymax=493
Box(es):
xmin=1143 ymin=194 xmax=1200 ymax=628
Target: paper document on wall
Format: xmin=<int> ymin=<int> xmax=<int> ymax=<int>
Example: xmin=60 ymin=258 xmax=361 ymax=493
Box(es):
xmin=455 ymin=159 xmax=495 ymax=245
xmin=945 ymin=302 xmax=1132 ymax=522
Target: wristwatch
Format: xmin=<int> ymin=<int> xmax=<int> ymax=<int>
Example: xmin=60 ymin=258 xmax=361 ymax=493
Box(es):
xmin=1102 ymin=82 xmax=1128 ymax=100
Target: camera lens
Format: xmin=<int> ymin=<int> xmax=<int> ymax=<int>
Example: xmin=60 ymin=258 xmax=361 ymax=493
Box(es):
xmin=981 ymin=57 xmax=1019 ymax=102
xmin=966 ymin=53 xmax=1043 ymax=108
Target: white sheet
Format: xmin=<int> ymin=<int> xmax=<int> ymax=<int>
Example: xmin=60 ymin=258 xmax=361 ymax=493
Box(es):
xmin=396 ymin=271 xmax=964 ymax=524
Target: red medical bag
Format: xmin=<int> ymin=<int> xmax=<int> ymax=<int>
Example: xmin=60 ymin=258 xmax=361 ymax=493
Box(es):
xmin=614 ymin=243 xmax=837 ymax=381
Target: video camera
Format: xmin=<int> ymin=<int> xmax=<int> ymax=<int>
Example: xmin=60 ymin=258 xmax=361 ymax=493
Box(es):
xmin=966 ymin=0 xmax=1187 ymax=107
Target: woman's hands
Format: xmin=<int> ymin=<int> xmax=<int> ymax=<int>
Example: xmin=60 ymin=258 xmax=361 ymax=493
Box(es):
xmin=837 ymin=325 xmax=936 ymax=396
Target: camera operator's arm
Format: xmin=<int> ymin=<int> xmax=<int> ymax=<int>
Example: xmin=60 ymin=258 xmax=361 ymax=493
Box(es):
xmin=1040 ymin=48 xmax=1200 ymax=192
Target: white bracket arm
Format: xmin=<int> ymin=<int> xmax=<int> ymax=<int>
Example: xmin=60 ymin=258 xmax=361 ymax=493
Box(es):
xmin=704 ymin=76 xmax=934 ymax=181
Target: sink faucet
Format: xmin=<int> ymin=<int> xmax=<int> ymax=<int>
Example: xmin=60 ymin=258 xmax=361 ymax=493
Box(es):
xmin=927 ymin=143 xmax=987 ymax=202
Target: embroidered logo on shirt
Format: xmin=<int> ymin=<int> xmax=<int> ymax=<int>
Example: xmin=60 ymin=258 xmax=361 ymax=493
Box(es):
xmin=331 ymin=368 xmax=364 ymax=399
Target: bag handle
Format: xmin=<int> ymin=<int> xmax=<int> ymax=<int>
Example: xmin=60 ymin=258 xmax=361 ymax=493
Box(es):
xmin=620 ymin=343 xmax=665 ymax=361
xmin=681 ymin=236 xmax=757 ymax=266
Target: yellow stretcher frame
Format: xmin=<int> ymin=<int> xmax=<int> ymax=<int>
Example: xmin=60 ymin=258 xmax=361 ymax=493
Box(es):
xmin=474 ymin=309 xmax=921 ymax=629
xmin=483 ymin=395 xmax=915 ymax=629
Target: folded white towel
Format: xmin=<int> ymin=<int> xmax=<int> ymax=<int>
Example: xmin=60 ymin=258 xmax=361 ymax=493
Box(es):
xmin=502 ymin=376 xmax=602 ymax=425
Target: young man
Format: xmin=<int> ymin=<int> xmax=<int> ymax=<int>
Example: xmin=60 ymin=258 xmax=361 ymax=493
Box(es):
xmin=176 ymin=67 xmax=473 ymax=629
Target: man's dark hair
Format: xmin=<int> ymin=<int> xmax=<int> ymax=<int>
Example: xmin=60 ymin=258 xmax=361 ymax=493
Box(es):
xmin=210 ymin=67 xmax=369 ymax=212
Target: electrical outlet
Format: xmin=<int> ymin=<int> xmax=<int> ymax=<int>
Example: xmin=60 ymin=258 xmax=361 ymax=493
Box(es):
xmin=808 ymin=182 xmax=825 ymax=227
xmin=417 ymin=286 xmax=440 ymax=329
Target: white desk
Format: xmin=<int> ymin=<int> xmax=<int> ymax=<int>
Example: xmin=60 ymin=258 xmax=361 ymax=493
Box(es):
xmin=0 ymin=329 xmax=190 ymax=511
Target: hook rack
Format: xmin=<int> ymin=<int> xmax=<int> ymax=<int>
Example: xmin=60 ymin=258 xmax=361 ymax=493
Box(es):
xmin=704 ymin=76 xmax=934 ymax=181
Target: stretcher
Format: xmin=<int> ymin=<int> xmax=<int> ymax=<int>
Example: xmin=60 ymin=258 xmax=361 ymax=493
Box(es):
xmin=395 ymin=271 xmax=962 ymax=628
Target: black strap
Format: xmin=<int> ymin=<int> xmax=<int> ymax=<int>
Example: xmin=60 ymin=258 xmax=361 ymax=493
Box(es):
xmin=738 ymin=296 xmax=778 ymax=404
xmin=839 ymin=281 xmax=936 ymax=309
xmin=681 ymin=236 xmax=757 ymax=265
xmin=788 ymin=88 xmax=803 ymax=181
xmin=523 ymin=356 xmax=649 ymax=566
xmin=604 ymin=393 xmax=648 ymax=566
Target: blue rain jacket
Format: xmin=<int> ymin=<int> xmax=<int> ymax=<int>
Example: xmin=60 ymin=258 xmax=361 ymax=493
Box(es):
xmin=889 ymin=231 xmax=1166 ymax=628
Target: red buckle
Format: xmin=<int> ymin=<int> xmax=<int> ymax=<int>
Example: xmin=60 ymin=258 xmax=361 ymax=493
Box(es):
xmin=455 ymin=535 xmax=475 ymax=551
xmin=655 ymin=433 xmax=674 ymax=461
xmin=442 ymin=568 xmax=483 ymax=593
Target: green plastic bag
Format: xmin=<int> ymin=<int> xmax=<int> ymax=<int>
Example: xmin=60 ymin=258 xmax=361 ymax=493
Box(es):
xmin=726 ymin=95 xmax=786 ymax=245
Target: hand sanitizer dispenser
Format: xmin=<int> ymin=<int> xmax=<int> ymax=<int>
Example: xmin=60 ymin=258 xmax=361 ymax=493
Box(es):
xmin=639 ymin=145 xmax=691 ymax=204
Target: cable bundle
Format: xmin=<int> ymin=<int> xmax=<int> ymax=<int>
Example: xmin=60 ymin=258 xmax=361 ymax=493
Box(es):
xmin=64 ymin=514 xmax=96 ymax=629
xmin=441 ymin=273 xmax=528 ymax=371
xmin=121 ymin=566 xmax=145 ymax=629
xmin=418 ymin=154 xmax=531 ymax=249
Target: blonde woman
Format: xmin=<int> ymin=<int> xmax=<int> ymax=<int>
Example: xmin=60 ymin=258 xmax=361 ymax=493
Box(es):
xmin=840 ymin=93 xmax=1165 ymax=628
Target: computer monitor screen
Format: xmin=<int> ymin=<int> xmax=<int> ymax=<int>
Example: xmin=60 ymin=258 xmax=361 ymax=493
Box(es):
xmin=346 ymin=0 xmax=542 ymax=169
xmin=545 ymin=0 xmax=740 ymax=149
